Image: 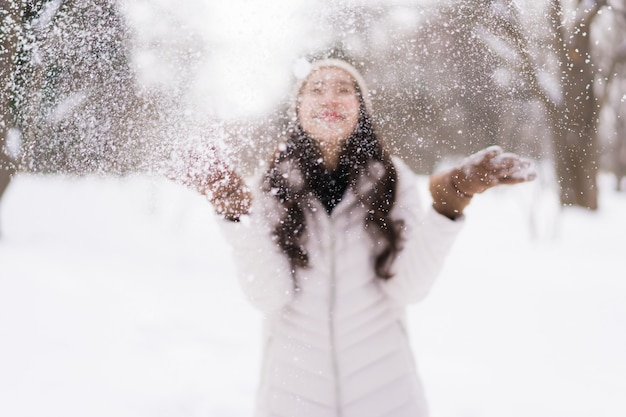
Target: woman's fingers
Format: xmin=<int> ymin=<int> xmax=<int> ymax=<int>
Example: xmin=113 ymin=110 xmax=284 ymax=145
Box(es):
xmin=208 ymin=170 xmax=252 ymax=220
xmin=487 ymin=153 xmax=537 ymax=183
xmin=461 ymin=145 xmax=502 ymax=176
xmin=456 ymin=147 xmax=537 ymax=194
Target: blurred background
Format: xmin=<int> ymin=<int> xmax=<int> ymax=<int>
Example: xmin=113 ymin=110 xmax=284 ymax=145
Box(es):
xmin=1 ymin=0 xmax=625 ymax=209
xmin=1 ymin=0 xmax=625 ymax=416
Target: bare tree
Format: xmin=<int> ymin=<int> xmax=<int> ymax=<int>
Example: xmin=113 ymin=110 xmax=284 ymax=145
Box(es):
xmin=0 ymin=0 xmax=29 ymax=233
xmin=602 ymin=13 xmax=626 ymax=191
xmin=615 ymin=96 xmax=626 ymax=190
xmin=481 ymin=0 xmax=625 ymax=209
xmin=0 ymin=0 xmax=171 ymax=236
xmin=0 ymin=1 xmax=18 ymax=187
xmin=15 ymin=0 xmax=152 ymax=174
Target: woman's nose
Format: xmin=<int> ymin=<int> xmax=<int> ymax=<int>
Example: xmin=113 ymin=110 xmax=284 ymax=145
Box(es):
xmin=320 ymin=91 xmax=339 ymax=105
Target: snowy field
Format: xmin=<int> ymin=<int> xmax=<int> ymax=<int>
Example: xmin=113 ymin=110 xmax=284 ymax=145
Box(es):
xmin=0 ymin=169 xmax=624 ymax=417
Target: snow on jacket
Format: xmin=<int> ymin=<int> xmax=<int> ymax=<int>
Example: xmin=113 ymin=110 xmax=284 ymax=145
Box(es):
xmin=219 ymin=157 xmax=463 ymax=417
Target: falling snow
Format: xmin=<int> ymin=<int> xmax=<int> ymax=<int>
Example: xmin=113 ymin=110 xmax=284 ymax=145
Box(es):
xmin=1 ymin=0 xmax=625 ymax=415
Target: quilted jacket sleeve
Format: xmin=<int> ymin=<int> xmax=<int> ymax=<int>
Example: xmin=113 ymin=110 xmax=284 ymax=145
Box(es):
xmin=218 ymin=179 xmax=295 ymax=314
xmin=379 ymin=157 xmax=464 ymax=305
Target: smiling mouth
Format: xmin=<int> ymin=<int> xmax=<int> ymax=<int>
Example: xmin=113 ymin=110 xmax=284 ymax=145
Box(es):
xmin=317 ymin=111 xmax=344 ymax=122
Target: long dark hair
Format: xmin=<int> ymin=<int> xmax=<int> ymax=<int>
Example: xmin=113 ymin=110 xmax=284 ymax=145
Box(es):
xmin=263 ymin=93 xmax=404 ymax=280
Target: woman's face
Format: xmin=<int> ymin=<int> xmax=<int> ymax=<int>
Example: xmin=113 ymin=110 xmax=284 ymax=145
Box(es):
xmin=297 ymin=67 xmax=360 ymax=165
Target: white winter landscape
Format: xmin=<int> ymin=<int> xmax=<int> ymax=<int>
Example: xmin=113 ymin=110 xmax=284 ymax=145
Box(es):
xmin=0 ymin=170 xmax=624 ymax=417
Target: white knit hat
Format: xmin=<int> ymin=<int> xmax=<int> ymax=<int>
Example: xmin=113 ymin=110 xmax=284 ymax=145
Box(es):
xmin=289 ymin=58 xmax=372 ymax=121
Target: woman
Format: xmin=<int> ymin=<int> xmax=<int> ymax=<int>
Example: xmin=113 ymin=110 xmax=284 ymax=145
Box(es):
xmin=185 ymin=59 xmax=535 ymax=417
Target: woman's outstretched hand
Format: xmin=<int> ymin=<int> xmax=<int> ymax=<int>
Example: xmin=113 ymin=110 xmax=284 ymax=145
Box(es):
xmin=430 ymin=146 xmax=536 ymax=219
xmin=202 ymin=162 xmax=252 ymax=222
xmin=165 ymin=145 xmax=252 ymax=221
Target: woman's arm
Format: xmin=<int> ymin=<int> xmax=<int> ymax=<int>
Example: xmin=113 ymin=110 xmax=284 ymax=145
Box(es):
xmin=380 ymin=149 xmax=536 ymax=305
xmin=164 ymin=144 xmax=252 ymax=221
xmin=219 ymin=184 xmax=295 ymax=313
xmin=202 ymin=163 xmax=252 ymax=221
xmin=164 ymin=144 xmax=293 ymax=312
xmin=430 ymin=146 xmax=536 ymax=220
xmin=378 ymin=158 xmax=464 ymax=305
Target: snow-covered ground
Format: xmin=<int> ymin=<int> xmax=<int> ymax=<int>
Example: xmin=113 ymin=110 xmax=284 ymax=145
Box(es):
xmin=0 ymin=170 xmax=624 ymax=417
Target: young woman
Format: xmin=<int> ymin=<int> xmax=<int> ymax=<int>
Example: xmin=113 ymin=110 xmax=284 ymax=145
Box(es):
xmin=184 ymin=59 xmax=535 ymax=417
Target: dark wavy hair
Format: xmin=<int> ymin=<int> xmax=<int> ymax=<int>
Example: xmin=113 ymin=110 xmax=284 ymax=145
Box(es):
xmin=263 ymin=91 xmax=404 ymax=280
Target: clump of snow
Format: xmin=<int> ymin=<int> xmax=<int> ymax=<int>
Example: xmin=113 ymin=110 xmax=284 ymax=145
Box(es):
xmin=459 ymin=145 xmax=537 ymax=182
xmin=491 ymin=151 xmax=537 ymax=181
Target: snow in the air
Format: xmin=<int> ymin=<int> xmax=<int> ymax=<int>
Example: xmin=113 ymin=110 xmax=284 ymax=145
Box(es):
xmin=2 ymin=0 xmax=625 ymax=416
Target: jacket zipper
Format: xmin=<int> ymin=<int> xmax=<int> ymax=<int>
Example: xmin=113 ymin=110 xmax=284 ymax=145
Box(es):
xmin=328 ymin=216 xmax=342 ymax=416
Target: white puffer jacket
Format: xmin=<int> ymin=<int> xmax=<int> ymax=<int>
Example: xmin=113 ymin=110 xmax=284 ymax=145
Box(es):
xmin=220 ymin=157 xmax=463 ymax=417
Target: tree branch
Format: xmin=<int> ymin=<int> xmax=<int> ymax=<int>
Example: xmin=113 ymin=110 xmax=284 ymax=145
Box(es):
xmin=481 ymin=0 xmax=557 ymax=113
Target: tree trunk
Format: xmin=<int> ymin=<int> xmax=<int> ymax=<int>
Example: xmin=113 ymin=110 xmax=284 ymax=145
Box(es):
xmin=0 ymin=0 xmax=21 ymax=221
xmin=551 ymin=118 xmax=599 ymax=209
xmin=547 ymin=0 xmax=601 ymax=210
